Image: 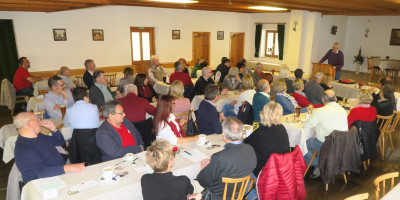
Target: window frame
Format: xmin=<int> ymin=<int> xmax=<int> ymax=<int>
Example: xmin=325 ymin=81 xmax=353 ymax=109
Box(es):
xmin=264 ymin=30 xmax=279 ymax=58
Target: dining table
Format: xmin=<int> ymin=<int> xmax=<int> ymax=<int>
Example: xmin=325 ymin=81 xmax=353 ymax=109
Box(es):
xmin=153 ymin=79 xmax=197 ymax=95
xmin=382 ymin=182 xmax=400 ymax=200
xmin=190 ymin=91 xmax=241 ymax=112
xmin=20 ymin=134 xmax=225 ymax=200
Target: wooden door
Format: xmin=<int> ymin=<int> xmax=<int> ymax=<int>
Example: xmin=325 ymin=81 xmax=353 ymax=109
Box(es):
xmin=130 ymin=27 xmax=155 ymax=74
xmin=193 ymin=32 xmax=210 ymax=63
xmin=230 ymin=32 xmax=245 ymax=66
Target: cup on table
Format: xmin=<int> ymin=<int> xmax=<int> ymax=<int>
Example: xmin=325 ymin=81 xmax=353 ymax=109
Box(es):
xmin=295 ymin=106 xmax=301 ymax=118
xmin=124 ymin=153 xmax=134 ymax=162
xmin=199 ymin=134 xmax=207 ymax=146
xmin=243 ymin=125 xmax=253 ymax=138
xmin=60 ymin=105 xmax=66 ymax=119
xmin=102 ymin=166 xmax=113 ymax=181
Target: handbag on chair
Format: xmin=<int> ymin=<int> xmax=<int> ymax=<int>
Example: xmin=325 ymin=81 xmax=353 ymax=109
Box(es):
xmin=186 ymin=109 xmax=198 ymax=136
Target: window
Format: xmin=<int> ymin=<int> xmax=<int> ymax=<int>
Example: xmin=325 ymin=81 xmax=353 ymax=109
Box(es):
xmin=130 ymin=27 xmax=155 ymax=62
xmin=265 ymin=31 xmax=279 ymax=57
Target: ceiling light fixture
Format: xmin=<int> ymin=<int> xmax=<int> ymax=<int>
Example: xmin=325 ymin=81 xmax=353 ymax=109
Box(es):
xmin=248 ymin=6 xmax=287 ymax=11
xmin=146 ymin=0 xmax=198 ymax=3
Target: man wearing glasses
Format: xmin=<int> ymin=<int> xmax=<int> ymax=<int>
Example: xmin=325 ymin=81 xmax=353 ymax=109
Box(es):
xmin=194 ymin=67 xmax=215 ymax=95
xmin=96 ymin=100 xmax=144 ymax=162
xmin=43 ymin=75 xmax=74 ymax=118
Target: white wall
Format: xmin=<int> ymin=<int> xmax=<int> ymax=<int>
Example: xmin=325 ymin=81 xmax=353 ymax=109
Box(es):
xmin=343 ymin=16 xmax=400 ymax=72
xmin=0 ymin=6 xmax=251 ymax=72
xmin=317 ymin=15 xmax=348 ymax=61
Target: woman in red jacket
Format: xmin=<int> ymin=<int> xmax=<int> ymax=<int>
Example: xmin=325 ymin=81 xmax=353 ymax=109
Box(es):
xmin=347 ymin=89 xmax=377 ymax=128
xmin=292 ymin=78 xmax=324 ymax=108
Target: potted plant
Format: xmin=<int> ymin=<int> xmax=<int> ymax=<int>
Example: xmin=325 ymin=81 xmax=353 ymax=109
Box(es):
xmin=353 ymin=47 xmax=365 ymax=74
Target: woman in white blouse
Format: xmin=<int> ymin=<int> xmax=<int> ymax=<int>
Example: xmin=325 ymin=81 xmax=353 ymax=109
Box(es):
xmin=152 ymin=95 xmax=199 ymax=145
xmin=221 ymin=75 xmax=256 ymax=117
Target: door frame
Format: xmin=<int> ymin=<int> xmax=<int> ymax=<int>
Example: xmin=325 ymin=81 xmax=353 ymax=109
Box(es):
xmin=229 ymin=32 xmax=245 ymax=66
xmin=192 ymin=32 xmax=211 ymax=63
xmin=130 ymin=27 xmax=156 ymax=74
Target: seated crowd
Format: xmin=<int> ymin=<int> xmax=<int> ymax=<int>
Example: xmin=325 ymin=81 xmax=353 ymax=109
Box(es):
xmin=12 ymin=55 xmax=396 ymax=199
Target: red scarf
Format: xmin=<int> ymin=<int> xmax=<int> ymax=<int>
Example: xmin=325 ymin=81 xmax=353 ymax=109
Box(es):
xmin=168 ymin=120 xmax=186 ymax=138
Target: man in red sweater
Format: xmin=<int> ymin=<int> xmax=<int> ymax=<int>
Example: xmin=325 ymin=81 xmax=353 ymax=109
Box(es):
xmin=13 ymin=57 xmax=45 ymax=96
xmin=170 ymin=60 xmax=193 ymax=86
xmin=117 ymin=84 xmax=156 ymax=123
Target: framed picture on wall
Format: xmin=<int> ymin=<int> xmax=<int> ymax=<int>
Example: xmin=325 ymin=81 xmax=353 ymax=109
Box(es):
xmin=390 ymin=29 xmax=400 ymax=46
xmin=92 ymin=29 xmax=104 ymax=41
xmin=217 ymin=31 xmax=224 ymax=40
xmin=172 ymin=30 xmax=180 ymax=39
xmin=53 ymin=29 xmax=67 ymax=41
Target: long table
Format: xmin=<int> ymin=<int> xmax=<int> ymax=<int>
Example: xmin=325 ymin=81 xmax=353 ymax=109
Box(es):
xmin=281 ymin=113 xmax=316 ymax=155
xmin=153 ymin=79 xmax=197 ymax=95
xmin=21 ymin=134 xmax=225 ymax=200
xmin=382 ymin=182 xmax=400 ymax=199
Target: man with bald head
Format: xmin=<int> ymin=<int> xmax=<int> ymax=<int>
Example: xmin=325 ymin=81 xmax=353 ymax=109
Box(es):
xmin=304 ymin=71 xmax=325 ymax=104
xmin=252 ymin=79 xmax=271 ymax=122
xmin=303 ymin=89 xmax=348 ymax=178
xmin=58 ymin=66 xmax=77 ymax=89
xmin=194 ymin=66 xmax=215 ymax=95
xmin=14 ymin=112 xmax=85 ymax=183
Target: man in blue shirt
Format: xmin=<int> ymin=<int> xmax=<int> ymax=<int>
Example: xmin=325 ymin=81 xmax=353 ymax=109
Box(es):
xmin=43 ymin=75 xmax=75 ymax=118
xmin=14 ymin=112 xmax=85 ymax=183
xmin=64 ymin=87 xmax=100 ymax=129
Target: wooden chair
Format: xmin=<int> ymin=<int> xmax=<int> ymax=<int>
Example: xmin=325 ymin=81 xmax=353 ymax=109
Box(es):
xmin=34 ymin=110 xmax=45 ymax=120
xmin=344 ymin=193 xmax=369 ymax=200
xmin=385 ymin=110 xmax=400 ymax=150
xmin=221 ymin=174 xmax=251 ymax=200
xmin=75 ymin=75 xmax=86 ymax=87
xmin=38 ymin=89 xmax=49 ymax=96
xmin=105 ymin=73 xmax=117 ymax=86
xmin=303 ymin=149 xmax=347 ymax=191
xmin=376 ymin=115 xmax=394 ymax=160
xmin=365 ymin=56 xmax=382 ymax=82
xmin=374 ymin=172 xmax=399 ymax=200
xmin=244 ymin=177 xmax=256 ymax=200
xmin=173 ymin=110 xmax=191 ymax=132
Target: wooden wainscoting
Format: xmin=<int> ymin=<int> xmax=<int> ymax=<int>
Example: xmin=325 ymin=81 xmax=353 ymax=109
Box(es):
xmin=30 ymin=65 xmax=136 ymax=78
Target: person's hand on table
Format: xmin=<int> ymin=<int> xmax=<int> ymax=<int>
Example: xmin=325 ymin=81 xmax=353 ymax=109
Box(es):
xmin=187 ymin=193 xmax=202 ymax=200
xmin=200 ymin=158 xmax=211 ymax=169
xmin=235 ymin=74 xmax=241 ymax=82
xmin=53 ymin=104 xmax=60 ymax=110
xmin=39 ymin=120 xmax=56 ymax=131
xmin=231 ymin=100 xmax=237 ymax=105
xmin=64 ymin=163 xmax=85 ymax=173
xmin=220 ymin=88 xmax=229 ymax=96
xmin=179 ymin=119 xmax=187 ymax=126
xmin=219 ymin=113 xmax=226 ymax=123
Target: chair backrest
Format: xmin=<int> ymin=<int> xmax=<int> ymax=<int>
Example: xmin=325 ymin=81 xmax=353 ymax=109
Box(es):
xmin=222 ymin=174 xmax=252 ymax=200
xmin=374 ymin=172 xmax=399 ymax=200
xmin=377 ymin=115 xmax=393 ymax=136
xmin=387 ymin=110 xmax=400 ymax=134
xmin=38 ymin=90 xmax=49 ymax=96
xmin=105 ymin=73 xmax=117 ymax=86
xmin=367 ymin=56 xmax=380 ymax=69
xmin=173 ymin=110 xmax=190 ymax=121
xmin=75 ymin=75 xmax=86 ymax=87
xmin=344 ymin=193 xmax=369 ymax=200
xmin=132 ymin=118 xmax=155 ymax=149
xmin=237 ymin=101 xmax=254 ymax=125
xmin=69 ymin=128 xmax=102 ymax=165
xmin=196 ymin=70 xmax=202 ymax=78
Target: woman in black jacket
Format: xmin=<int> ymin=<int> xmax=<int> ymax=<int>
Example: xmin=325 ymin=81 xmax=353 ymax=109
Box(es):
xmin=134 ymin=73 xmax=158 ymax=102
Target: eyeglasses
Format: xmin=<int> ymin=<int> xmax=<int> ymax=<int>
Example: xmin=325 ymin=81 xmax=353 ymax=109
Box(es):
xmin=115 ymin=112 xmax=124 ymax=115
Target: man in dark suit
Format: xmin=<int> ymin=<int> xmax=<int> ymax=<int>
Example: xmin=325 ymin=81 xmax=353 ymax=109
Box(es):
xmin=83 ymin=59 xmax=96 ymax=89
xmin=197 ymin=84 xmax=224 ymax=135
xmin=89 ymin=70 xmax=115 ymax=108
xmin=197 ymin=117 xmax=257 ymax=200
xmin=96 ymin=100 xmax=144 ymax=162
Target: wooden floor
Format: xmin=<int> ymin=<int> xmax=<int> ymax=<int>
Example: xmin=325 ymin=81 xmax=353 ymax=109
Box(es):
xmin=0 ymin=70 xmax=399 ymax=200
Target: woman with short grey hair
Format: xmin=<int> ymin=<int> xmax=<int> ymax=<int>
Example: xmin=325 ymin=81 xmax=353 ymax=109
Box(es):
xmin=222 ymin=67 xmax=241 ymax=91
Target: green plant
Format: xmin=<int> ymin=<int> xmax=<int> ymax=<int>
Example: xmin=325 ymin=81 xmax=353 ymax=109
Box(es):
xmin=353 ymin=47 xmax=365 ymax=64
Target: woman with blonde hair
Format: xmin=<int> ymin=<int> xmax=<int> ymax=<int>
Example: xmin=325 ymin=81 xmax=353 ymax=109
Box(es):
xmin=222 ymin=67 xmax=241 ymax=91
xmin=169 ymin=80 xmax=190 ymax=116
xmin=243 ymin=102 xmax=290 ymax=198
xmin=221 ymin=75 xmax=256 ymax=117
xmin=141 ymin=139 xmax=202 ymax=200
xmin=320 ymin=73 xmax=333 ymax=90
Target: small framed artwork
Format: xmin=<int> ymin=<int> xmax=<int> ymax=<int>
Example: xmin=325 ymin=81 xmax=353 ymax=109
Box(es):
xmin=217 ymin=31 xmax=224 ymax=40
xmin=172 ymin=30 xmax=180 ymax=40
xmin=53 ymin=29 xmax=67 ymax=41
xmin=92 ymin=29 xmax=104 ymax=41
xmin=390 ymin=29 xmax=400 ymax=46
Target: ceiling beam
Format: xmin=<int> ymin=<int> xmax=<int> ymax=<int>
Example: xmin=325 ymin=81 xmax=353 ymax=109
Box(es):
xmin=0 ymin=3 xmax=70 ymax=10
xmin=38 ymin=0 xmax=110 ymax=4
xmin=0 ymin=0 xmax=88 ymax=8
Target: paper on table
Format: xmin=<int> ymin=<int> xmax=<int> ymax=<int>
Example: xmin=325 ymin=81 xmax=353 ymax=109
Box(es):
xmin=135 ymin=151 xmax=146 ymax=161
xmin=32 ymin=176 xmax=67 ymax=194
xmin=134 ymin=165 xmax=154 ymax=174
xmin=69 ymin=180 xmax=99 ymax=191
xmin=180 ymin=149 xmax=209 ymax=163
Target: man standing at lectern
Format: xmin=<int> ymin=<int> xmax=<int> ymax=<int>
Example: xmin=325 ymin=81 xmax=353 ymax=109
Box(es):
xmin=319 ymin=42 xmax=344 ymax=80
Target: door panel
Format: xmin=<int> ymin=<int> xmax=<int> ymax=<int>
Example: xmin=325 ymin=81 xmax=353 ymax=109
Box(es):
xmin=130 ymin=27 xmax=155 ymax=74
xmin=230 ymin=32 xmax=245 ymax=67
xmin=193 ymin=32 xmax=210 ymax=64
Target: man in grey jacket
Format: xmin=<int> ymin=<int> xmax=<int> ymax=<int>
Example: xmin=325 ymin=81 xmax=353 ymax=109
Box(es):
xmin=197 ymin=117 xmax=256 ymax=200
xmin=304 ymin=71 xmax=325 ymax=104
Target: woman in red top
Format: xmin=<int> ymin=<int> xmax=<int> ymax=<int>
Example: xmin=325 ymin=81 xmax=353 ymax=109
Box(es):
xmin=134 ymin=73 xmax=158 ymax=102
xmin=347 ymin=89 xmax=377 ymax=128
xmin=292 ymin=78 xmax=324 ymax=108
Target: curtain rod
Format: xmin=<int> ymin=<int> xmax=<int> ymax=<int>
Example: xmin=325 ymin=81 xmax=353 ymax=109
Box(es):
xmin=254 ymin=22 xmax=286 ymax=25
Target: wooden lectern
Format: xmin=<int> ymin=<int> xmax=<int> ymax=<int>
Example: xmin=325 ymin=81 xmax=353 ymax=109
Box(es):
xmin=311 ymin=63 xmax=336 ymax=80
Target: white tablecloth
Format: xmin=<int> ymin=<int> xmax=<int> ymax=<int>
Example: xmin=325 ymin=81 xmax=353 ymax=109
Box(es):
xmin=191 ymin=92 xmax=241 ymax=112
xmin=281 ymin=113 xmax=316 ymax=155
xmin=373 ymin=59 xmax=400 ymax=71
xmin=153 ymin=79 xmax=197 ymax=95
xmin=21 ymin=134 xmax=225 ymax=200
xmin=382 ymin=182 xmax=400 ymax=199
xmin=330 ymin=81 xmax=359 ymax=99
